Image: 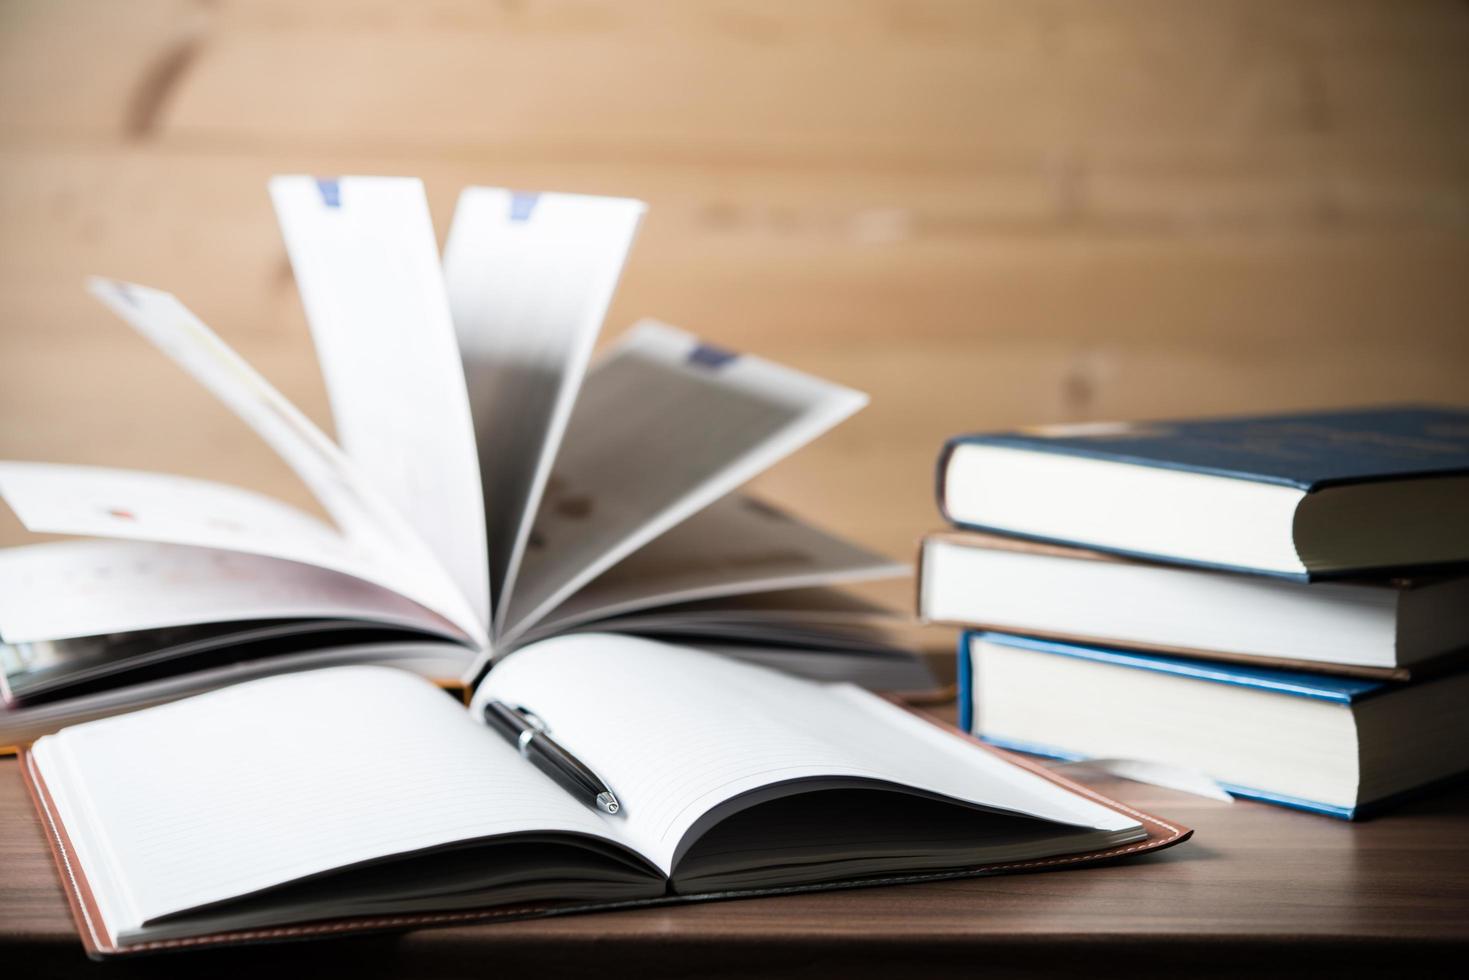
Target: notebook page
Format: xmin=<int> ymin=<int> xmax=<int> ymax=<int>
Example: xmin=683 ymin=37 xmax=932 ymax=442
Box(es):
xmin=528 ymin=494 xmax=904 ymax=636
xmin=499 ymin=323 xmax=867 ymax=645
xmin=473 ymin=634 xmax=1138 ymax=875
xmin=0 ymin=540 xmax=460 ymax=644
xmin=32 ymin=667 xmax=620 ymax=935
xmin=443 ymin=189 xmax=644 ymax=631
xmin=271 ymin=176 xmax=490 ymax=627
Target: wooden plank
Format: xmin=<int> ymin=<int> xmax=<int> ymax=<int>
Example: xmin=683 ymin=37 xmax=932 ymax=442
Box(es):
xmin=0 ymin=0 xmax=203 ymax=142
xmin=146 ymin=0 xmax=1469 ymax=161
xmin=2 ymin=148 xmax=1467 ymax=351
xmin=8 ymin=1 xmax=1465 ymax=160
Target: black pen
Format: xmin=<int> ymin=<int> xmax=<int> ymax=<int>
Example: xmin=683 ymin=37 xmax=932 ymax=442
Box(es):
xmin=482 ymin=700 xmax=621 ymax=815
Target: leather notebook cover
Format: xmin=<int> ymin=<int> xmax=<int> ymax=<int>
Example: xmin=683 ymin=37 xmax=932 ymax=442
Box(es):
xmin=22 ymin=707 xmax=1193 ymax=958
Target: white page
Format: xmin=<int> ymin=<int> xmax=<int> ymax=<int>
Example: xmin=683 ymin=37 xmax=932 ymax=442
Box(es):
xmin=529 ymin=494 xmax=905 ymax=636
xmin=474 ymin=634 xmax=1139 ymax=875
xmin=81 ymin=278 xmax=483 ymax=643
xmin=89 ymin=278 xmax=396 ymax=545
xmin=499 ymin=322 xmax=867 ymax=648
xmin=0 ymin=540 xmax=460 ymax=644
xmin=0 ymin=463 xmax=478 ymax=641
xmin=32 ymin=666 xmax=621 ymax=935
xmin=271 ymin=176 xmax=489 ymax=627
xmin=443 ymin=188 xmax=644 ymax=629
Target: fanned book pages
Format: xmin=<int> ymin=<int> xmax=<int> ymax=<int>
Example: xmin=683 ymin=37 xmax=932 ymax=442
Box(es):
xmin=22 ymin=635 xmax=1191 ymax=957
xmin=0 ymin=177 xmax=920 ymax=746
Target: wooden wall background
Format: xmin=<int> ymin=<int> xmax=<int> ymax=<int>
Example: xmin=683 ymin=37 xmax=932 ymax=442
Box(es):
xmin=2 ymin=0 xmax=1467 ymax=569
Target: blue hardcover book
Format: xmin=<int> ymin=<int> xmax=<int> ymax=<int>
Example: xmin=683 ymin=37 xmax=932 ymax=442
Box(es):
xmin=937 ymin=405 xmax=1469 ymax=579
xmin=957 ymin=631 xmax=1469 ymax=819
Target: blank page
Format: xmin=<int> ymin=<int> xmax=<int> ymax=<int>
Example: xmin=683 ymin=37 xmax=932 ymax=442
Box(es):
xmin=32 ymin=667 xmax=619 ymax=938
xmin=473 ymin=634 xmax=1141 ymax=875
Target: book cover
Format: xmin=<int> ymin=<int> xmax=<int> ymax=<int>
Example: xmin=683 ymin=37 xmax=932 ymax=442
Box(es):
xmin=918 ymin=530 xmax=1469 ymax=681
xmin=935 ymin=406 xmax=1469 ymax=580
xmin=941 ymin=406 xmax=1469 ymax=492
xmin=955 ymin=631 xmax=1388 ymax=736
xmin=956 ymin=631 xmax=1406 ymax=820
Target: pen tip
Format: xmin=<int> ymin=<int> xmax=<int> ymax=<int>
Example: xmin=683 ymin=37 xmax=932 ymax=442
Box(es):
xmin=597 ymin=792 xmax=620 ymax=815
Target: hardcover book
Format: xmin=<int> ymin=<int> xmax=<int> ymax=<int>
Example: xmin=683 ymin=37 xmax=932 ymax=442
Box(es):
xmin=24 ymin=635 xmax=1190 ymax=957
xmin=919 ymin=531 xmax=1469 ymax=679
xmin=937 ymin=407 xmax=1469 ymax=579
xmin=958 ymin=631 xmax=1469 ymax=819
xmin=0 ymin=177 xmax=926 ymax=746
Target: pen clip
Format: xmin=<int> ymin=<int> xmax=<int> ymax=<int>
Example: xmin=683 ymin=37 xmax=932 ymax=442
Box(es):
xmin=513 ymin=705 xmax=549 ymax=733
xmin=511 ymin=705 xmax=549 ymax=758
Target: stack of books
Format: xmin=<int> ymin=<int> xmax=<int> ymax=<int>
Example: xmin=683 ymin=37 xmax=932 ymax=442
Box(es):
xmin=918 ymin=407 xmax=1469 ymax=818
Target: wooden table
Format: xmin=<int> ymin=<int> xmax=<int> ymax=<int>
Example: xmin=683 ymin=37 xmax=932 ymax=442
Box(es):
xmin=3 ymin=2 xmax=1469 ymax=976
xmin=4 ymin=723 xmax=1468 ymax=979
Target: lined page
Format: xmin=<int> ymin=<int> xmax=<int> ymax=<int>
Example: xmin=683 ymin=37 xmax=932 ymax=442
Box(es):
xmin=33 ymin=667 xmax=619 ymax=935
xmin=473 ymin=634 xmax=1138 ymax=875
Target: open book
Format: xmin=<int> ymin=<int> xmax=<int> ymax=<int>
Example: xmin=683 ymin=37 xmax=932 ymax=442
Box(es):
xmin=23 ymin=634 xmax=1189 ymax=957
xmin=0 ymin=177 xmax=920 ymax=744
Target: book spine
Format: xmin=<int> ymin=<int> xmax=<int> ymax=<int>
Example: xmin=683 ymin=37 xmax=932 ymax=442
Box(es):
xmin=956 ymin=631 xmax=974 ymax=734
xmin=934 ymin=435 xmax=961 ymax=526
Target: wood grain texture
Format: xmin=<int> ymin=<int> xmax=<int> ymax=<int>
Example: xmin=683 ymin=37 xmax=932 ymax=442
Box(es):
xmin=2 ymin=738 xmax=1468 ymax=977
xmin=2 ymin=2 xmax=1467 ymax=565
xmin=1 ymin=1 xmax=1468 ymax=974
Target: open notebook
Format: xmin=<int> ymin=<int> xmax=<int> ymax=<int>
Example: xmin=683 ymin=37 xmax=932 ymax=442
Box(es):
xmin=0 ymin=176 xmax=920 ymax=744
xmin=24 ymin=634 xmax=1190 ymax=957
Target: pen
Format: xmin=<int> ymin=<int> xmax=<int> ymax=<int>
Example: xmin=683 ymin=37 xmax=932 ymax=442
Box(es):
xmin=482 ymin=701 xmax=621 ymax=815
